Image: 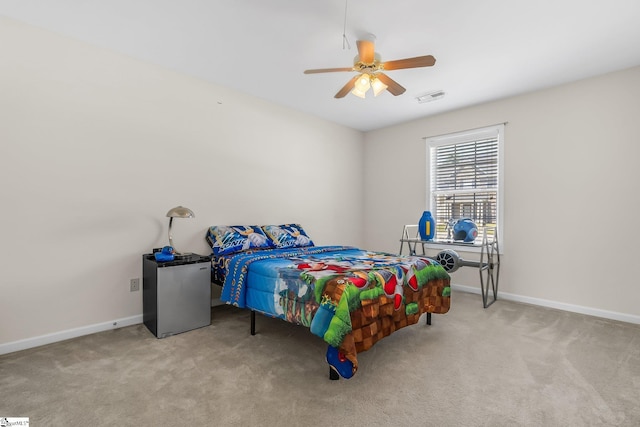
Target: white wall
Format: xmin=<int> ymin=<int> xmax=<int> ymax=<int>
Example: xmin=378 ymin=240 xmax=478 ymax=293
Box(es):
xmin=0 ymin=18 xmax=364 ymax=348
xmin=364 ymin=65 xmax=640 ymax=321
xmin=2 ymin=16 xmax=639 ymax=353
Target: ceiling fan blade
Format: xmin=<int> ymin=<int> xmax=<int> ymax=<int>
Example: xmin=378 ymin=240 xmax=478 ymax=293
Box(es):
xmin=382 ymin=55 xmax=436 ymax=71
xmin=357 ymin=40 xmax=375 ymax=64
xmin=376 ymin=73 xmax=406 ymax=96
xmin=335 ymin=76 xmax=359 ymax=98
xmin=304 ymin=67 xmax=354 ymax=74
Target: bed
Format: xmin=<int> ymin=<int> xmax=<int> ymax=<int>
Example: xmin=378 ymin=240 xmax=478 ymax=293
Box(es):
xmin=207 ymin=224 xmax=451 ymax=380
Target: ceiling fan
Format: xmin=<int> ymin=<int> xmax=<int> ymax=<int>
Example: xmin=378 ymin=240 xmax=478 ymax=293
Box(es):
xmin=304 ymin=38 xmax=436 ymax=99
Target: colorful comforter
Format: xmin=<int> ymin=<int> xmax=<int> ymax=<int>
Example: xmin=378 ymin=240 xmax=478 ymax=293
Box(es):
xmin=219 ymin=246 xmax=451 ymax=378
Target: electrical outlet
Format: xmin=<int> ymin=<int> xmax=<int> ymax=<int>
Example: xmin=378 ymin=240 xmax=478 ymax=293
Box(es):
xmin=130 ymin=278 xmax=140 ymax=292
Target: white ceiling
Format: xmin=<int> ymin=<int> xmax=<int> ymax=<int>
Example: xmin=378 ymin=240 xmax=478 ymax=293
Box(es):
xmin=2 ymin=0 xmax=640 ymax=132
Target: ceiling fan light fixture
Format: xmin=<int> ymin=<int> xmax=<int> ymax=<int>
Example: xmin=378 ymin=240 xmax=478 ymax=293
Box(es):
xmin=371 ymin=76 xmax=388 ymax=96
xmin=351 ymin=86 xmax=368 ymax=98
xmin=354 ymin=73 xmax=371 ymax=92
xmin=304 ymin=36 xmax=434 ymax=100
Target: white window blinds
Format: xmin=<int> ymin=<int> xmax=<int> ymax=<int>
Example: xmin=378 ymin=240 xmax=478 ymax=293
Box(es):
xmin=427 ymin=124 xmax=504 ymax=247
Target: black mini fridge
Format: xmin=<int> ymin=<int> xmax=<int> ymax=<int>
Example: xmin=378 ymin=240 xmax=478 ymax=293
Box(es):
xmin=143 ymin=253 xmax=211 ymax=338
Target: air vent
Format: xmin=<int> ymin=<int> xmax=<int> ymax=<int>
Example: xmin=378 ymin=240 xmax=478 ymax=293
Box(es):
xmin=416 ymin=90 xmax=445 ymax=103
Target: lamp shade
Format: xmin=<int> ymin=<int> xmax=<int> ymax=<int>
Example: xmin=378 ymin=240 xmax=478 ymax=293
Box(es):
xmin=371 ymin=76 xmax=388 ymax=97
xmin=354 ymin=73 xmax=371 ymax=92
xmin=166 ymin=206 xmax=195 ymax=219
xmin=351 ymin=87 xmax=368 ymax=98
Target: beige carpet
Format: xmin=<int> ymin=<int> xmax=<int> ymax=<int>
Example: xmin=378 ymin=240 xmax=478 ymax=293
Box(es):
xmin=1 ymin=291 xmax=639 ymax=426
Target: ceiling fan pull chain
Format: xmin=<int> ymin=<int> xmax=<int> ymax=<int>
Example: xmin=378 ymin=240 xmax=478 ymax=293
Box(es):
xmin=342 ymin=0 xmax=351 ymax=50
xmin=343 ymin=34 xmax=351 ymax=50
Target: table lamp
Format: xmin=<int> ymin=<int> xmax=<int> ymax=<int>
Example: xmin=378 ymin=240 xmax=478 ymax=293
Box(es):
xmin=166 ymin=206 xmax=195 ymax=257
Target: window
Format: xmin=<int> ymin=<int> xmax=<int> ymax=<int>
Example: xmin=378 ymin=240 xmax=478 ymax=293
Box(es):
xmin=426 ymin=124 xmax=504 ymax=251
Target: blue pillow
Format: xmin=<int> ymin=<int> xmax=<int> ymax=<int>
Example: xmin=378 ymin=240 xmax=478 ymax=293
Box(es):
xmin=261 ymin=224 xmax=314 ymax=249
xmin=206 ymin=225 xmax=273 ymax=256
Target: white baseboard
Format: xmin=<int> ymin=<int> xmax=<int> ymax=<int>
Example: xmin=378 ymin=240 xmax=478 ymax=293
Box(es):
xmin=0 ymin=315 xmax=143 ymax=356
xmin=451 ymin=283 xmax=640 ymax=325
xmin=3 ymin=285 xmax=639 ymax=356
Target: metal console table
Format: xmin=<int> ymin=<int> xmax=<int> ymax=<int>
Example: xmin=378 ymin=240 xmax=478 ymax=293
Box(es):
xmin=399 ymin=225 xmax=500 ymax=308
